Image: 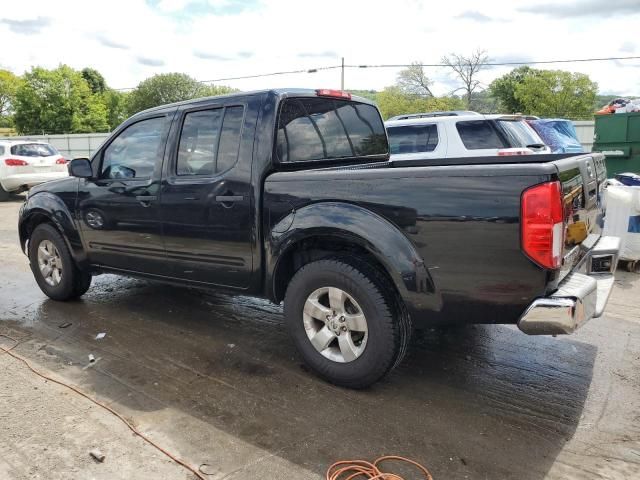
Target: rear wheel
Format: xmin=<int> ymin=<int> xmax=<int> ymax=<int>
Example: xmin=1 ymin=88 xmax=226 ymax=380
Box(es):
xmin=28 ymin=224 xmax=92 ymax=301
xmin=284 ymin=258 xmax=410 ymax=388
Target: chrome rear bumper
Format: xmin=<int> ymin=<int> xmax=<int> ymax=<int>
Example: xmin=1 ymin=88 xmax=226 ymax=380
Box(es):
xmin=518 ymin=236 xmax=620 ymax=335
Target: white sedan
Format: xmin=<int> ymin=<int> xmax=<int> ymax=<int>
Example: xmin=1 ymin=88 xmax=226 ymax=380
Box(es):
xmin=0 ymin=141 xmax=69 ymax=201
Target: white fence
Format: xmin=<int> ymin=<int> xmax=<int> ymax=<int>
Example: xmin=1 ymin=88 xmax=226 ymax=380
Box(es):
xmin=0 ymin=133 xmax=110 ymax=159
xmin=1 ymin=121 xmax=598 ymax=158
xmin=573 ymin=121 xmax=595 ymax=152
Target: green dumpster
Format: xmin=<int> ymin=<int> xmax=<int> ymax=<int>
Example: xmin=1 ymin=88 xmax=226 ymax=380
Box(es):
xmin=592 ymin=112 xmax=640 ymax=176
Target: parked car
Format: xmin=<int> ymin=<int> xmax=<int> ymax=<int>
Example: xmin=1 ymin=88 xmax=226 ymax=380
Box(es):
xmin=0 ymin=140 xmax=68 ymax=201
xmin=526 ymin=118 xmax=584 ymax=154
xmin=385 ymin=114 xmax=551 ymax=160
xmin=18 ymin=89 xmax=619 ymax=388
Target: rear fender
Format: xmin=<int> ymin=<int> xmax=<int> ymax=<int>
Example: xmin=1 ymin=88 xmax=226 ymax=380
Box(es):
xmin=268 ymin=202 xmax=442 ymax=315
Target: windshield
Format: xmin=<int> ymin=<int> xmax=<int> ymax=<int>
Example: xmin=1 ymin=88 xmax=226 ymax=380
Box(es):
xmin=496 ymin=120 xmax=544 ymax=148
xmin=276 ymin=97 xmax=388 ymax=163
xmin=11 ymin=143 xmax=59 ymax=157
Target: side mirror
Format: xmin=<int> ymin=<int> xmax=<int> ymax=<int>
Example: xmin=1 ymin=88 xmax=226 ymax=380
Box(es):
xmin=68 ymin=158 xmax=93 ymax=179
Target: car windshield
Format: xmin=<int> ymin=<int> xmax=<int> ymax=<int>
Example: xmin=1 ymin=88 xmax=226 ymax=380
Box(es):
xmin=496 ymin=120 xmax=544 ymax=148
xmin=11 ymin=143 xmax=59 ymax=157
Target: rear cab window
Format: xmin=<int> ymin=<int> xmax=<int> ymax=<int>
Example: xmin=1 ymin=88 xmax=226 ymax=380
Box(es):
xmin=456 ymin=121 xmax=506 ymax=150
xmin=276 ymin=97 xmax=387 ymax=163
xmin=387 ymin=124 xmax=438 ymax=154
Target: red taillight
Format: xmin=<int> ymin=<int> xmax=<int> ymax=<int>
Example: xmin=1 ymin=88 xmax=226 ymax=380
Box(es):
xmin=315 ymin=89 xmax=351 ymax=100
xmin=521 ymin=181 xmax=564 ymax=269
xmin=4 ymin=159 xmax=28 ymax=166
xmin=56 ymin=157 xmax=68 ymax=164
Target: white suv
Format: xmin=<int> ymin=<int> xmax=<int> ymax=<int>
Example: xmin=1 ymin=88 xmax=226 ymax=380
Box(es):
xmin=0 ymin=141 xmax=69 ymax=200
xmin=385 ymin=113 xmax=550 ymax=160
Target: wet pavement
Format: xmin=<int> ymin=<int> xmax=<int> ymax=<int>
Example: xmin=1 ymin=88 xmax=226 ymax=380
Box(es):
xmin=1 ymin=197 xmax=639 ymax=479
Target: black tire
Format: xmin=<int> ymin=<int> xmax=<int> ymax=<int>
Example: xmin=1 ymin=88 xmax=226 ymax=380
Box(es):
xmin=28 ymin=224 xmax=92 ymax=301
xmin=0 ymin=184 xmax=10 ymax=202
xmin=284 ymin=258 xmax=411 ymax=389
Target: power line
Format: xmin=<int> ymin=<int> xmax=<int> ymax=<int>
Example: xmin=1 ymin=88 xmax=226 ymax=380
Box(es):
xmin=348 ymin=55 xmax=640 ymax=69
xmin=112 ymin=55 xmax=640 ymax=91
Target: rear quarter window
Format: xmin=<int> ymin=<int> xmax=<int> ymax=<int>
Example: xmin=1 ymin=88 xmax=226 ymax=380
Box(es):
xmin=387 ymin=124 xmax=438 ymax=154
xmin=456 ymin=120 xmax=506 ymax=150
xmin=276 ymin=97 xmax=387 ymax=163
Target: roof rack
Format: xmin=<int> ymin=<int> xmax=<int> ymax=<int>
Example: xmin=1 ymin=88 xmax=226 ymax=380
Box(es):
xmin=387 ymin=110 xmax=481 ymax=121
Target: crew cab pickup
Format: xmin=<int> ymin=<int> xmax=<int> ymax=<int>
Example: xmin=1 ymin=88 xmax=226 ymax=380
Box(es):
xmin=19 ymin=89 xmax=620 ymax=388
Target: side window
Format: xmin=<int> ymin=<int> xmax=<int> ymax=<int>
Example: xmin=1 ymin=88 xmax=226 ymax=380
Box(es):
xmin=456 ymin=120 xmax=506 ymax=150
xmin=0 ymin=146 xmax=4 ymax=155
xmin=177 ymin=109 xmax=223 ymax=176
xmin=216 ymin=106 xmax=244 ymax=173
xmin=387 ymin=124 xmax=439 ymax=154
xmin=101 ymin=117 xmax=165 ymax=179
xmin=177 ymin=106 xmax=244 ymax=176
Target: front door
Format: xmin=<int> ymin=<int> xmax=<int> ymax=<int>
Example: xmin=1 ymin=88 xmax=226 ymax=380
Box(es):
xmin=159 ymin=97 xmax=257 ymax=289
xmin=78 ymin=113 xmax=174 ymax=275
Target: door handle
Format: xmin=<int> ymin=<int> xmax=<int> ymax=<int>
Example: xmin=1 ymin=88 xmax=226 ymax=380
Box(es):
xmin=215 ymin=195 xmax=243 ymax=202
xmin=136 ymin=195 xmax=157 ymax=206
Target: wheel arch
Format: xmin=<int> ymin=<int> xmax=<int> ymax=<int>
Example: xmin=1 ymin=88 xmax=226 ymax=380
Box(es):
xmin=267 ymin=202 xmax=441 ymax=315
xmin=19 ymin=193 xmax=88 ymax=265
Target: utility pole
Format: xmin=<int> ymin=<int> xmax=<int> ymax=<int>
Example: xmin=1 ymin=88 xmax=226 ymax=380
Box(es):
xmin=341 ymin=57 xmax=344 ymax=90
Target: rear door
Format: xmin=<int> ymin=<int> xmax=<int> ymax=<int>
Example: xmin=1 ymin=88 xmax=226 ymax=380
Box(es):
xmin=159 ymin=95 xmax=259 ymax=288
xmin=77 ymin=112 xmax=174 ymax=274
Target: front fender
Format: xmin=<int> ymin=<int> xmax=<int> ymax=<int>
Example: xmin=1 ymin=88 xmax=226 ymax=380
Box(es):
xmin=19 ymin=191 xmax=87 ymax=264
xmin=267 ymin=202 xmax=442 ymax=316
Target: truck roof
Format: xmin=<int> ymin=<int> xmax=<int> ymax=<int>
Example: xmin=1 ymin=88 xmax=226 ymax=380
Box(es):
xmin=134 ymin=88 xmax=376 ymax=118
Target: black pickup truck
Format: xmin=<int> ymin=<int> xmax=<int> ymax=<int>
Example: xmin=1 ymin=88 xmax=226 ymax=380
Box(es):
xmin=19 ymin=88 xmax=620 ymax=388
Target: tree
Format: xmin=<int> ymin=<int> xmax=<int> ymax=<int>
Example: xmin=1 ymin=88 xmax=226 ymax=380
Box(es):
xmin=375 ymin=86 xmax=464 ymax=120
xmin=102 ymin=89 xmax=129 ymax=130
xmin=396 ymin=62 xmax=433 ymax=97
xmin=489 ymin=66 xmax=539 ymax=113
xmin=441 ymin=49 xmax=489 ymax=109
xmin=126 ymin=73 xmax=236 ymax=115
xmin=14 ymin=65 xmax=109 ymax=134
xmin=0 ymin=69 xmax=22 ymax=125
xmin=514 ymin=70 xmax=598 ymax=119
xmin=81 ymin=67 xmax=107 ymax=94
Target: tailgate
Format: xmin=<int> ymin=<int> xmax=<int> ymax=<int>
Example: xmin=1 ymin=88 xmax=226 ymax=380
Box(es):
xmin=554 ymin=153 xmax=607 ymax=280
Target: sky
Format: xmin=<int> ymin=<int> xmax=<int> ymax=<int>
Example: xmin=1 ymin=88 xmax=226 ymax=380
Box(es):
xmin=1 ymin=0 xmax=639 ymax=96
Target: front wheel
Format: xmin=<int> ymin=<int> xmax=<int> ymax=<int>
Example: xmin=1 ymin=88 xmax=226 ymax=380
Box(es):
xmin=284 ymin=258 xmax=410 ymax=389
xmin=28 ymin=224 xmax=92 ymax=301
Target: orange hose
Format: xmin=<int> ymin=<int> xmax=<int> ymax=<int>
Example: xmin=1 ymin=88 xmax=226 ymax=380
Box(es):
xmin=327 ymin=455 xmax=433 ymax=480
xmin=0 ymin=334 xmax=206 ymax=480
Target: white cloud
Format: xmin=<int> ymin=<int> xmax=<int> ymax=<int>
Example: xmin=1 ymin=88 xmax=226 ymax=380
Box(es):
xmin=0 ymin=0 xmax=639 ymax=95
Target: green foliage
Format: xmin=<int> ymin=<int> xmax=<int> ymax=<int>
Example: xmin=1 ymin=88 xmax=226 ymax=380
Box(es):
xmin=14 ymin=65 xmax=109 ymax=134
xmin=0 ymin=69 xmax=22 ymax=125
xmin=81 ymin=67 xmax=107 ymax=94
xmin=126 ymin=73 xmax=236 ymax=115
xmin=489 ymin=66 xmax=538 ymax=113
xmin=102 ymin=89 xmax=129 ymax=130
xmin=375 ymin=86 xmax=464 ymax=120
xmin=514 ymin=70 xmax=598 ymax=119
